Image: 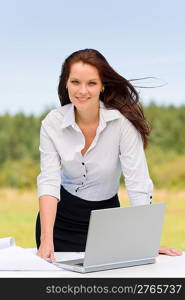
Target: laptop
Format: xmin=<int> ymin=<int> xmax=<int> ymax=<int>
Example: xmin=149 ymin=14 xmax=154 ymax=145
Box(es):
xmin=54 ymin=202 xmax=166 ymax=273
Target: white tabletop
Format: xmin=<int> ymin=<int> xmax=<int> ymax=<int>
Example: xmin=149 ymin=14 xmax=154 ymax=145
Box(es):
xmin=0 ymin=249 xmax=185 ymax=278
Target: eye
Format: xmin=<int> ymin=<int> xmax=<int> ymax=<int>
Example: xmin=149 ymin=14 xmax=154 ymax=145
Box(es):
xmin=88 ymin=82 xmax=97 ymax=85
xmin=71 ymin=80 xmax=79 ymax=84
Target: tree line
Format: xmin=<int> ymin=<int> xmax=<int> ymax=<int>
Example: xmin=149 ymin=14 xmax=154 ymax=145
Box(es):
xmin=0 ymin=102 xmax=185 ymax=189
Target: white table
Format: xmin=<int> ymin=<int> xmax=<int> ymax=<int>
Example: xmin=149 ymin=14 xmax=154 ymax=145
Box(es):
xmin=0 ymin=250 xmax=185 ymax=278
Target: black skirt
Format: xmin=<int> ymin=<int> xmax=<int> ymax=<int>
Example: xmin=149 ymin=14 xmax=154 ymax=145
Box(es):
xmin=35 ymin=185 xmax=120 ymax=252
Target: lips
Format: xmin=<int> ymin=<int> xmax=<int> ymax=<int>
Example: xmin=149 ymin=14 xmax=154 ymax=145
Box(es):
xmin=76 ymin=97 xmax=90 ymax=102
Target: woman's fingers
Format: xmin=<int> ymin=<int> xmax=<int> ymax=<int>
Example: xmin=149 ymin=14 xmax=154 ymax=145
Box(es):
xmin=36 ymin=246 xmax=56 ymax=263
xmin=159 ymin=246 xmax=183 ymax=256
xmin=50 ymin=252 xmax=57 ymax=263
xmin=168 ymin=248 xmax=182 ymax=256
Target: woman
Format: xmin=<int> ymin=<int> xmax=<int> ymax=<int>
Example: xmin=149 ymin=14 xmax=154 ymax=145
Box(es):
xmin=36 ymin=49 xmax=182 ymax=262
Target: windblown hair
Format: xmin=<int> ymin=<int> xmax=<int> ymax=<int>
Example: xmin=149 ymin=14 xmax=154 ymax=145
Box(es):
xmin=58 ymin=48 xmax=151 ymax=148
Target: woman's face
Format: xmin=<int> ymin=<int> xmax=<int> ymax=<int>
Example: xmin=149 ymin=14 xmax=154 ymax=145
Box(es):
xmin=66 ymin=61 xmax=103 ymax=112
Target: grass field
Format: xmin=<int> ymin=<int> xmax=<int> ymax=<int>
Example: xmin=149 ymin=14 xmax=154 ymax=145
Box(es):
xmin=0 ymin=187 xmax=185 ymax=251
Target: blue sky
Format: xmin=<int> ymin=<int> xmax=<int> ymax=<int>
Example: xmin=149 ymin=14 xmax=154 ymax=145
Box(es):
xmin=0 ymin=0 xmax=185 ymax=115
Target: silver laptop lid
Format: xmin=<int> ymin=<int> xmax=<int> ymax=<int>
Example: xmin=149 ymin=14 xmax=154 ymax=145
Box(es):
xmin=84 ymin=203 xmax=166 ymax=267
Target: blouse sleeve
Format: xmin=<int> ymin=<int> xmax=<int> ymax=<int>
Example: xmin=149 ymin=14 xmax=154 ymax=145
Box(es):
xmin=119 ymin=117 xmax=153 ymax=206
xmin=37 ymin=122 xmax=62 ymax=201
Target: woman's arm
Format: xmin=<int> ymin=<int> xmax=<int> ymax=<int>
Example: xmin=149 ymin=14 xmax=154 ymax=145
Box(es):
xmin=119 ymin=117 xmax=182 ymax=256
xmin=39 ymin=195 xmax=58 ymax=241
xmin=37 ymin=120 xmax=62 ymax=201
xmin=36 ymin=114 xmax=62 ymax=261
xmin=119 ymin=117 xmax=153 ymax=206
xmin=36 ymin=195 xmax=58 ymax=262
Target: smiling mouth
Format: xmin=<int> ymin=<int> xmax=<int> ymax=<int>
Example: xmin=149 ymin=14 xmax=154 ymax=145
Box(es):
xmin=76 ymin=97 xmax=90 ymax=102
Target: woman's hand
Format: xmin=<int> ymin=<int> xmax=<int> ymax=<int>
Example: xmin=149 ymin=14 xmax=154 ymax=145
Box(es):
xmin=36 ymin=238 xmax=56 ymax=263
xmin=159 ymin=246 xmax=183 ymax=256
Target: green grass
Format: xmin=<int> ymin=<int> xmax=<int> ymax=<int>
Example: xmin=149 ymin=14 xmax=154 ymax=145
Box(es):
xmin=0 ymin=188 xmax=38 ymax=247
xmin=0 ymin=187 xmax=185 ymax=251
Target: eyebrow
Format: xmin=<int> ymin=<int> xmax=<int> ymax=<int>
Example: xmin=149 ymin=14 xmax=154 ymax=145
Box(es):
xmin=70 ymin=77 xmax=99 ymax=81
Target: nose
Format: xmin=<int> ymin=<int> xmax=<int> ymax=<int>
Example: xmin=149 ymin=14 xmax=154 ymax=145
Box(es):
xmin=78 ymin=84 xmax=88 ymax=95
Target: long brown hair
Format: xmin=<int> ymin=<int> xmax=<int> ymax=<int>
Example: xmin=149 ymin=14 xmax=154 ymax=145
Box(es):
xmin=58 ymin=48 xmax=151 ymax=148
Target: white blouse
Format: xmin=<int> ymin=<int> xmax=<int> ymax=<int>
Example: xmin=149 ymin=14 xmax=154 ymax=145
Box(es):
xmin=37 ymin=101 xmax=153 ymax=205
